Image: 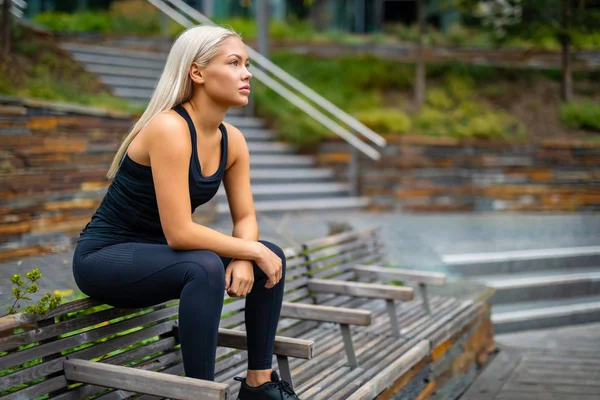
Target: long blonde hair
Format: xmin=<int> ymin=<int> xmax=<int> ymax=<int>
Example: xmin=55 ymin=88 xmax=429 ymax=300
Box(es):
xmin=106 ymin=25 xmax=241 ymax=179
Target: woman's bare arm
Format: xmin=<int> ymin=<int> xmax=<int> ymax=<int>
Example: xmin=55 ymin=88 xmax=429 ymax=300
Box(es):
xmin=145 ymin=112 xmax=260 ymax=260
xmin=222 ymin=122 xmax=258 ymax=242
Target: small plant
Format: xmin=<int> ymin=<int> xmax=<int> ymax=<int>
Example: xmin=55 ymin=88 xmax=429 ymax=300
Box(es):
xmin=5 ymin=269 xmax=62 ymax=316
xmin=560 ymin=101 xmax=600 ymax=132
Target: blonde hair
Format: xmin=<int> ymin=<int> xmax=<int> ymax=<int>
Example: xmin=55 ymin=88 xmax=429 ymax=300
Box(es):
xmin=106 ymin=25 xmax=241 ymax=179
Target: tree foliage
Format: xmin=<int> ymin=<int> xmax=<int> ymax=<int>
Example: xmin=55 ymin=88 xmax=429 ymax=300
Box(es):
xmin=454 ymin=0 xmax=600 ymax=47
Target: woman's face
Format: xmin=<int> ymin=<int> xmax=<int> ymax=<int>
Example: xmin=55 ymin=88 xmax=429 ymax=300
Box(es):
xmin=195 ymin=36 xmax=252 ymax=108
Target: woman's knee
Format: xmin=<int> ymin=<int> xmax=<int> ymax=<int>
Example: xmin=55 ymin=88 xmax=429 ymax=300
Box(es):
xmin=258 ymin=240 xmax=286 ymax=274
xmin=180 ymin=251 xmax=225 ymax=289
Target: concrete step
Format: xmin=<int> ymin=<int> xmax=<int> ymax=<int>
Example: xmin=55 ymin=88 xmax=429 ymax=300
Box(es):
xmin=113 ymin=87 xmax=154 ymax=101
xmin=249 ymin=168 xmax=335 ymax=182
xmin=247 ymin=142 xmax=294 ymax=154
xmin=69 ymin=52 xmax=166 ymax=71
xmin=61 ymin=42 xmax=167 ymax=61
xmin=216 ymin=182 xmax=350 ymax=199
xmin=101 ymin=76 xmax=159 ymax=90
xmin=249 ymin=155 xmax=314 ymax=168
xmin=223 ymin=117 xmax=265 ymax=129
xmin=86 ymin=64 xmax=162 ymax=79
xmin=443 ymin=246 xmax=600 ymax=276
xmin=492 ymin=295 xmax=600 ymax=333
xmin=236 ymin=128 xmax=275 ymax=141
xmin=216 ymin=196 xmax=370 ymax=214
xmin=476 ymin=268 xmax=600 ymax=304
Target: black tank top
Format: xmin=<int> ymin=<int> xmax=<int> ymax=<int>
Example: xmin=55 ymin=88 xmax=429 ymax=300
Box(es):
xmin=78 ymin=104 xmax=228 ymax=245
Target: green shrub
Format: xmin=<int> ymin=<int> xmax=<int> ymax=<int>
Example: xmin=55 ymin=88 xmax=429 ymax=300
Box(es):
xmin=414 ymin=107 xmax=448 ymax=134
xmin=354 ymin=109 xmax=412 ymax=134
xmin=445 ymin=74 xmax=474 ymax=102
xmin=560 ymin=101 xmax=600 ymax=132
xmin=34 ymin=11 xmax=112 ymax=33
xmin=426 ymin=89 xmax=454 ymax=110
xmin=415 ymin=99 xmax=526 ymax=139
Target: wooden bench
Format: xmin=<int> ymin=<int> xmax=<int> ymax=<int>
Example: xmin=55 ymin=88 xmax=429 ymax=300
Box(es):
xmin=0 ymin=227 xmax=494 ymax=399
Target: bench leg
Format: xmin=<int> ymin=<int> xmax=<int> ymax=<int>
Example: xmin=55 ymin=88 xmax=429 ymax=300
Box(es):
xmin=276 ymin=355 xmax=294 ymax=390
xmin=419 ymin=283 xmax=431 ymax=314
xmin=339 ymin=323 xmax=359 ymax=368
xmin=385 ymin=299 xmax=401 ymax=338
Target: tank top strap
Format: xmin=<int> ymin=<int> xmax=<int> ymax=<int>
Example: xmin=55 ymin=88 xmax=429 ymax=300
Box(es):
xmin=173 ymin=104 xmax=198 ymax=155
xmin=217 ymin=122 xmax=228 ymax=175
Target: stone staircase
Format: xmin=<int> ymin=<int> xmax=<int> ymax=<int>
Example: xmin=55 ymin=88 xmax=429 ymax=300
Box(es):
xmin=444 ymin=247 xmax=600 ymax=333
xmin=58 ymin=41 xmax=369 ymax=215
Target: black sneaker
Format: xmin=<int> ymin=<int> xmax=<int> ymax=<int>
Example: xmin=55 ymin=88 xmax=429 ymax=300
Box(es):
xmin=234 ymin=370 xmax=300 ymax=400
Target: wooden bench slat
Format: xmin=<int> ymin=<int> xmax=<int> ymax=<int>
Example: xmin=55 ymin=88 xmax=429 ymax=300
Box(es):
xmin=218 ymin=328 xmax=314 ymax=359
xmin=2 ymin=375 xmax=68 ymax=400
xmin=343 ymin=340 xmax=431 ymax=400
xmin=353 ymin=265 xmax=447 ymax=286
xmin=311 ymin=251 xmax=385 ymax=280
xmin=1 ymin=305 xmax=178 ymax=370
xmin=308 ymin=244 xmax=384 ymax=272
xmin=1 ymin=321 xmax=177 ymax=391
xmin=304 ymin=233 xmax=377 ymax=261
xmin=0 ymin=306 xmax=146 ymax=353
xmin=63 ymin=359 xmax=229 ymax=400
xmin=301 ymin=226 xmax=379 ymax=250
xmin=281 ymin=302 xmax=371 ymax=326
xmin=307 ymin=279 xmax=414 ymax=301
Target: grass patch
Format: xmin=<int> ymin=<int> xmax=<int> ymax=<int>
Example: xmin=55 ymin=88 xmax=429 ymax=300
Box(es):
xmin=254 ymin=52 xmax=531 ymax=144
xmin=1 ymin=23 xmax=142 ymax=114
xmin=560 ymin=101 xmax=600 ymax=133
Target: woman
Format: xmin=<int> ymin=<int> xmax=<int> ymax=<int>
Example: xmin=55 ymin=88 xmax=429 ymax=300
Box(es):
xmin=72 ymin=25 xmax=300 ymax=400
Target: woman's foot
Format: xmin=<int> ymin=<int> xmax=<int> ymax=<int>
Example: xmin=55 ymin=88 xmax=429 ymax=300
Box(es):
xmin=235 ymin=370 xmax=300 ymax=399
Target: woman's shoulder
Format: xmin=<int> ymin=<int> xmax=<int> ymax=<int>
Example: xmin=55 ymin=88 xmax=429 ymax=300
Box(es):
xmin=142 ymin=110 xmax=191 ymax=150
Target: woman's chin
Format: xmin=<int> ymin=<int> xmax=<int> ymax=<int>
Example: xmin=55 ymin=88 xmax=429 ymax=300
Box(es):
xmin=231 ymin=97 xmax=250 ymax=108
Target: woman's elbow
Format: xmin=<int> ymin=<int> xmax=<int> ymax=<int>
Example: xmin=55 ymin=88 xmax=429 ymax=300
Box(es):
xmin=165 ymin=228 xmax=191 ymax=250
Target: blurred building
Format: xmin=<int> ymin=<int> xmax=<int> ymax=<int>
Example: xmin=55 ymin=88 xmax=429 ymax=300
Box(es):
xmin=24 ymin=0 xmax=461 ymax=33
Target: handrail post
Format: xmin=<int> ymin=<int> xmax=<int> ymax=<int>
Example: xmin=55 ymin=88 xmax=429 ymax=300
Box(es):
xmin=349 ymin=145 xmax=360 ymax=197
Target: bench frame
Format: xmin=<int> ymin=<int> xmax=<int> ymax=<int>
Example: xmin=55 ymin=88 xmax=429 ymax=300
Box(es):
xmin=0 ymin=227 xmax=456 ymax=400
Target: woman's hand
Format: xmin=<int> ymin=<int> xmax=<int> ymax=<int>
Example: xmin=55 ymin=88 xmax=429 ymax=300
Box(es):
xmin=225 ymin=259 xmax=254 ymax=297
xmin=254 ymin=243 xmax=283 ymax=289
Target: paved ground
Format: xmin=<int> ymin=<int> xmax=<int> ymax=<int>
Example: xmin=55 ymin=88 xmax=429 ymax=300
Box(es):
xmin=460 ymin=322 xmax=600 ymax=400
xmin=2 ymin=211 xmax=600 ymax=307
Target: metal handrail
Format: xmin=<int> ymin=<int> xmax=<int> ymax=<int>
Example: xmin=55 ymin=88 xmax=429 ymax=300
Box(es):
xmin=7 ymin=0 xmax=27 ymax=18
xmin=147 ymin=0 xmax=386 ymax=161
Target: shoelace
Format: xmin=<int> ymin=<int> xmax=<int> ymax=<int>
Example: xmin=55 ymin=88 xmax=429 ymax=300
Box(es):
xmin=273 ymin=379 xmax=297 ymax=398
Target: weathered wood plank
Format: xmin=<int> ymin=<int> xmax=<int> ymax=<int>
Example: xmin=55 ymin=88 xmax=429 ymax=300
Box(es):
xmin=0 ymin=306 xmax=145 ymax=352
xmin=280 ymin=302 xmax=371 ymax=326
xmin=301 ymin=227 xmax=380 ymax=250
xmin=353 ymin=265 xmax=447 ymax=286
xmin=1 ymin=305 xmax=178 ymax=368
xmin=0 ymin=321 xmax=176 ymax=391
xmin=217 ymin=328 xmax=314 ymax=359
xmin=63 ymin=359 xmax=229 ymax=400
xmin=345 ymin=340 xmax=430 ymax=400
xmin=307 ymin=279 xmax=414 ymax=301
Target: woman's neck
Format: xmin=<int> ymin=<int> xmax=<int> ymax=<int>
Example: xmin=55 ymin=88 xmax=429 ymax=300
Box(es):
xmin=184 ymin=94 xmax=228 ymax=138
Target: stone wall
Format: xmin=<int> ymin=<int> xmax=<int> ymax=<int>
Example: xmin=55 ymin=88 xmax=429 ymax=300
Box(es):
xmin=316 ymin=136 xmax=600 ymax=212
xmin=0 ymin=97 xmax=217 ymax=262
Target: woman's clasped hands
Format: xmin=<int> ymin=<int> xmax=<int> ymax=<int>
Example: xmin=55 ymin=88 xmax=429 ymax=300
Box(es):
xmin=224 ymin=242 xmax=283 ymax=297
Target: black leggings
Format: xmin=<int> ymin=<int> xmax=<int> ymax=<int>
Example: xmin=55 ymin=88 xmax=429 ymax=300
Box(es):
xmin=72 ymin=239 xmax=286 ymax=381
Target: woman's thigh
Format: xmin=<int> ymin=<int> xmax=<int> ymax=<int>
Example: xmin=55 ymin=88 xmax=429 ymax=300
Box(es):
xmin=73 ymin=241 xmax=225 ymax=308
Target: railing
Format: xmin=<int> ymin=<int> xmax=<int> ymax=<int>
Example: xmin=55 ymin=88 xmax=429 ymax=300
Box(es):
xmin=147 ymin=0 xmax=387 ymax=196
xmin=5 ymin=0 xmax=26 ymax=18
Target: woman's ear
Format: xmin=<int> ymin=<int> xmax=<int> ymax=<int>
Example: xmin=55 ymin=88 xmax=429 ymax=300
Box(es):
xmin=189 ymin=62 xmax=204 ymax=85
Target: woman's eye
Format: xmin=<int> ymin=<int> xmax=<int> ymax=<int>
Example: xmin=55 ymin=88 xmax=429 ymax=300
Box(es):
xmin=230 ymin=60 xmax=238 ymax=66
xmin=245 ymin=64 xmax=251 ymax=69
